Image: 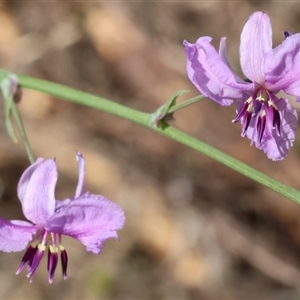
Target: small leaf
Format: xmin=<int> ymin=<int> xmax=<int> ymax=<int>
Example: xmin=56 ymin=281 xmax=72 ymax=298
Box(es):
xmin=151 ymin=90 xmax=189 ymax=128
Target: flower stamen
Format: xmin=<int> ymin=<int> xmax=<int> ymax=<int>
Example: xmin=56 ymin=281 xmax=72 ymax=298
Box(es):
xmin=27 ymin=244 xmax=46 ymax=282
xmin=48 ymin=245 xmax=58 ymax=284
xmin=233 ymin=86 xmax=282 ymax=146
xmin=60 ymin=245 xmax=68 ymax=280
xmin=16 ymin=231 xmax=69 ymax=284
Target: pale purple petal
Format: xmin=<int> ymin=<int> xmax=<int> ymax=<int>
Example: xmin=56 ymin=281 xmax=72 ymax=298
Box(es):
xmin=17 ymin=158 xmax=45 ymax=203
xmin=241 ymin=98 xmax=297 ymax=160
xmin=74 ymin=151 xmax=85 ymax=198
xmin=0 ymin=218 xmax=38 ymax=252
xmin=240 ymin=11 xmax=272 ymax=84
xmin=184 ymin=37 xmax=251 ymax=106
xmin=45 ymin=193 xmax=125 ymax=254
xmin=265 ymin=33 xmax=300 ymax=95
xmin=262 ymin=98 xmax=297 ymax=160
xmin=19 ymin=159 xmax=57 ymax=225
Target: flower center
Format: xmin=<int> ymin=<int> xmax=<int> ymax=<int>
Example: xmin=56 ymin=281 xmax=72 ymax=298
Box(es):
xmin=16 ymin=230 xmax=68 ymax=283
xmin=232 ymin=87 xmax=281 ymax=144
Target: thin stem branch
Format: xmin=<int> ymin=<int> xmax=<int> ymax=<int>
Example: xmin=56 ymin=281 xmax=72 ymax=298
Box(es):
xmin=168 ymin=94 xmax=205 ymax=114
xmin=158 ymin=124 xmax=297 ymax=203
xmin=11 ymin=102 xmax=35 ymax=163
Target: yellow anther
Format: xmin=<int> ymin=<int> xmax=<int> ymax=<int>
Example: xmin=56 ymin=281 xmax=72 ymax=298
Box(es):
xmin=38 ymin=244 xmax=46 ymax=251
xmin=59 ymin=245 xmax=65 ymax=251
xmin=49 ymin=245 xmax=58 ymax=253
xmin=247 ymin=101 xmax=254 ymax=113
xmin=246 ymin=97 xmax=252 ymax=104
xmin=256 ymin=89 xmax=268 ymax=102
xmin=268 ymin=100 xmax=278 ymax=110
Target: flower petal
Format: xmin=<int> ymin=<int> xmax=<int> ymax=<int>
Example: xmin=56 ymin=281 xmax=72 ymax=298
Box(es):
xmin=184 ymin=37 xmax=251 ymax=106
xmin=74 ymin=151 xmax=85 ymax=198
xmin=45 ymin=193 xmax=125 ymax=254
xmin=0 ymin=218 xmax=38 ymax=252
xmin=265 ymin=33 xmax=300 ymax=95
xmin=240 ymin=11 xmax=272 ymax=84
xmin=239 ymin=98 xmax=297 ymax=160
xmin=18 ymin=159 xmax=57 ymax=225
xmin=17 ymin=158 xmax=45 ymax=203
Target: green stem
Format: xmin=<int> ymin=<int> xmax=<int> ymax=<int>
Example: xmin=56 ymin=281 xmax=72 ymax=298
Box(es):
xmin=159 ymin=124 xmax=297 ymax=202
xmin=11 ymin=102 xmax=35 ymax=164
xmin=0 ymin=69 xmax=299 ymax=204
xmin=168 ymin=94 xmax=205 ymax=114
xmin=17 ymin=73 xmax=150 ymax=125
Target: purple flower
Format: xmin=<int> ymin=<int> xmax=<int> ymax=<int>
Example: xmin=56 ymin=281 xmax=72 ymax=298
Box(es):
xmin=184 ymin=11 xmax=300 ymax=160
xmin=0 ymin=152 xmax=125 ymax=283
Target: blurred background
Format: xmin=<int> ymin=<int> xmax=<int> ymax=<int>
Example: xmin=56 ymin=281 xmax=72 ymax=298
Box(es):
xmin=0 ymin=1 xmax=300 ymax=299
